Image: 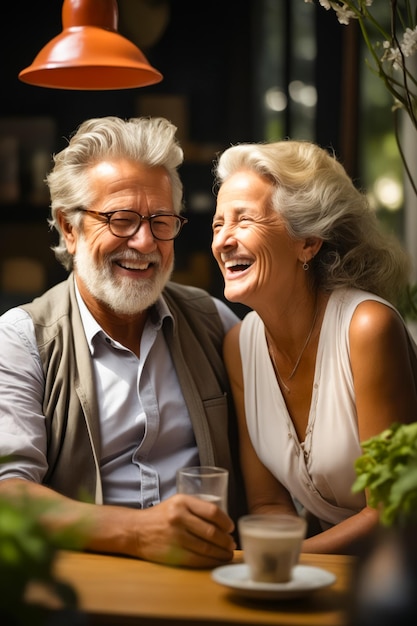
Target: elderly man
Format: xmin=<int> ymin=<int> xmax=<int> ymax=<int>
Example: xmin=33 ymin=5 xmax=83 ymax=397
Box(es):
xmin=0 ymin=116 xmax=246 ymax=568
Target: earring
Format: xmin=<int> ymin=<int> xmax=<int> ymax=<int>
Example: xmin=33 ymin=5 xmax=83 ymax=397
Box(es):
xmin=303 ymin=258 xmax=309 ymax=271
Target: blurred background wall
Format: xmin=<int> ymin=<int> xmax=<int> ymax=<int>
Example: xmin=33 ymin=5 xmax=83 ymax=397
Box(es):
xmin=0 ymin=1 xmax=402 ymax=316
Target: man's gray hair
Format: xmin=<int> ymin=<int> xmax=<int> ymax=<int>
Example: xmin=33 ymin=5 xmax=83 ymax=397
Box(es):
xmin=47 ymin=116 xmax=184 ymax=270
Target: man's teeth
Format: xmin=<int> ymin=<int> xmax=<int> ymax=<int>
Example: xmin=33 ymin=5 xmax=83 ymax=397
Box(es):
xmin=119 ymin=261 xmax=150 ymax=270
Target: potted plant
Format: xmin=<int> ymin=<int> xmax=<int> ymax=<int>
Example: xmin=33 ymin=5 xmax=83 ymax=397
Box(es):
xmin=0 ymin=484 xmax=86 ymax=625
xmin=352 ymin=421 xmax=417 ymax=527
xmin=349 ymin=422 xmax=417 ymax=625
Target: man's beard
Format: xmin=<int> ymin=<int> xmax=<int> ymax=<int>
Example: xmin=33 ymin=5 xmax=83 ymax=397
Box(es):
xmin=74 ymin=236 xmax=173 ymax=315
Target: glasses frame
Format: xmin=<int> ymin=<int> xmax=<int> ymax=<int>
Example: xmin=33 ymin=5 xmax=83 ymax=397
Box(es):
xmin=75 ymin=208 xmax=188 ymax=241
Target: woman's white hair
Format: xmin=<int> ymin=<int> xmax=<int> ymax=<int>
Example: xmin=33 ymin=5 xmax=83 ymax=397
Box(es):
xmin=214 ymin=139 xmax=410 ymax=304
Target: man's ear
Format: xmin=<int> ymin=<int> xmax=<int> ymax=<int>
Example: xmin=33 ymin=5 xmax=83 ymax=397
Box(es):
xmin=57 ymin=210 xmax=77 ymax=255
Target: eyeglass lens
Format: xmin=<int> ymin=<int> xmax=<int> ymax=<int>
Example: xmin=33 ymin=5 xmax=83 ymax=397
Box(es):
xmin=109 ymin=211 xmax=183 ymax=240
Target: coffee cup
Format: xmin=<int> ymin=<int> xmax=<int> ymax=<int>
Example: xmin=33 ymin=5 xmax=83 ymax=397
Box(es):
xmin=238 ymin=514 xmax=307 ymax=583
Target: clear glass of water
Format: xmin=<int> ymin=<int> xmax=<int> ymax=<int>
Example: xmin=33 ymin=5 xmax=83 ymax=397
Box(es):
xmin=176 ymin=466 xmax=228 ymax=513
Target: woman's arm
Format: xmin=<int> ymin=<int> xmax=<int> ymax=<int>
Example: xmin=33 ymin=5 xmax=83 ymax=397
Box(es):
xmin=349 ymin=300 xmax=416 ymax=440
xmin=304 ymin=300 xmax=417 ymax=554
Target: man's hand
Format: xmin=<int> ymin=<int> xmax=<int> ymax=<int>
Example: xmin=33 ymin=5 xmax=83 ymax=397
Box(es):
xmin=133 ymin=494 xmax=236 ymax=568
xmin=0 ymin=480 xmax=236 ymax=568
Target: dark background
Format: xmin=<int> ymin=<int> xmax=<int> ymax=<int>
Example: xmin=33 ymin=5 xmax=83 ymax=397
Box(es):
xmin=0 ymin=0 xmax=356 ymax=315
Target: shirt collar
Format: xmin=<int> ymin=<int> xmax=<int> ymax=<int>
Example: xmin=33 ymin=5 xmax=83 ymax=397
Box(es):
xmin=74 ymin=281 xmax=173 ymax=354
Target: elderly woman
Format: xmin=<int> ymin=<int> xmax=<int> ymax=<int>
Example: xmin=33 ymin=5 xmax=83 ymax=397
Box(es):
xmin=211 ymin=139 xmax=417 ymax=554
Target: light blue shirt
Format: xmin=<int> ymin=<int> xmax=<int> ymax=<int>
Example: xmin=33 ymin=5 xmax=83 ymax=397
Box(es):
xmin=0 ymin=287 xmax=239 ymax=508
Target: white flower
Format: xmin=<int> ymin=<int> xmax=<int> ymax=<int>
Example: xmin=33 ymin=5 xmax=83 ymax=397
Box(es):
xmin=401 ymin=26 xmax=417 ymax=58
xmin=303 ymin=0 xmax=332 ymax=9
xmin=305 ymin=0 xmax=417 ymax=197
xmin=381 ymin=27 xmax=417 ymax=72
xmin=332 ymin=3 xmax=357 ymax=25
xmin=382 ymin=41 xmax=403 ymax=71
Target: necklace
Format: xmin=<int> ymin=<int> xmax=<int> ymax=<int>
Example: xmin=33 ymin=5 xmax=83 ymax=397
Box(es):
xmin=267 ymin=302 xmax=319 ymax=394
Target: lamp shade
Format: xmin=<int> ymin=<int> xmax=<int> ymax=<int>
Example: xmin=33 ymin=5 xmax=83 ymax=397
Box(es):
xmin=18 ymin=0 xmax=163 ymax=90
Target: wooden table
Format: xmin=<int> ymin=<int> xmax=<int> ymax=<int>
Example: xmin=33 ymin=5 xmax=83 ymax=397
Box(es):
xmin=27 ymin=550 xmax=356 ymax=625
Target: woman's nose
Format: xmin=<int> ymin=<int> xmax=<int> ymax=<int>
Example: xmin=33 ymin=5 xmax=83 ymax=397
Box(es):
xmin=213 ymin=225 xmax=237 ymax=250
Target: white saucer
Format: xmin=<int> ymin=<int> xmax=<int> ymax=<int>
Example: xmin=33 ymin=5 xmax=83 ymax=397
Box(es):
xmin=211 ymin=563 xmax=336 ymax=600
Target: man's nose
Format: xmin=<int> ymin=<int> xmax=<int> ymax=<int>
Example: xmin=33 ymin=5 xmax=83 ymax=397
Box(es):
xmin=127 ymin=219 xmax=157 ymax=250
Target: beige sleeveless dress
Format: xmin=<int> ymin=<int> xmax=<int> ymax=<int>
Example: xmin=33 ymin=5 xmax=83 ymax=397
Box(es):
xmin=239 ymin=287 xmax=417 ymax=528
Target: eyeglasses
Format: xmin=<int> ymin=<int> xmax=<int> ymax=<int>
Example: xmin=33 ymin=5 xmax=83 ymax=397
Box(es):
xmin=76 ymin=209 xmax=188 ymax=241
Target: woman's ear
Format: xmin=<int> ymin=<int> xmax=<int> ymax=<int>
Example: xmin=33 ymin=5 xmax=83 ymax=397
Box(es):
xmin=301 ymin=236 xmax=323 ymax=262
xmin=57 ymin=210 xmax=77 ymax=255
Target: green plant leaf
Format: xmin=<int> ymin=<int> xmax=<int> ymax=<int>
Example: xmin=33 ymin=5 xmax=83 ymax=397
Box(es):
xmin=353 ymin=422 xmax=417 ymax=527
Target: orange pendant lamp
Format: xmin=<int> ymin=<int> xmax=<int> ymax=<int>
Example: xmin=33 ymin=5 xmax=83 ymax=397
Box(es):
xmin=18 ymin=0 xmax=163 ymax=90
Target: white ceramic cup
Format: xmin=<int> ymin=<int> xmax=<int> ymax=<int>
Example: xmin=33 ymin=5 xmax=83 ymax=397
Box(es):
xmin=238 ymin=514 xmax=307 ymax=583
xmin=176 ymin=466 xmax=228 ymax=513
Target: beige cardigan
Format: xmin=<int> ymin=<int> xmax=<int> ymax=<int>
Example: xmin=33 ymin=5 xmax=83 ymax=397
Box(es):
xmin=22 ymin=275 xmax=246 ymax=524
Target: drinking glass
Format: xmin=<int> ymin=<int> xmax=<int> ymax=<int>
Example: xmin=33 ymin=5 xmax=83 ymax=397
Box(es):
xmin=176 ymin=466 xmax=228 ymax=513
